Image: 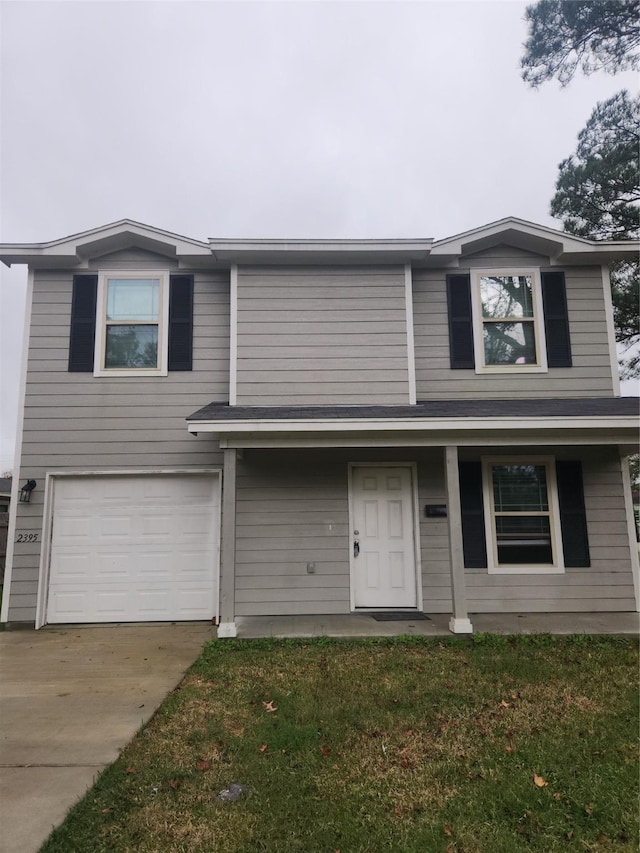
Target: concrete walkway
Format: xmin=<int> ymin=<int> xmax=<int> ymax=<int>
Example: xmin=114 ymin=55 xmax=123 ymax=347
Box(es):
xmin=0 ymin=623 xmax=214 ymax=853
xmin=236 ymin=611 xmax=640 ymax=638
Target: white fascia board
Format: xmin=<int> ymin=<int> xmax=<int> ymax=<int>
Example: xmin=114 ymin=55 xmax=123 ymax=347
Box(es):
xmin=219 ymin=432 xmax=637 ymax=449
xmin=188 ymin=415 xmax=638 ymax=435
xmin=208 ymin=238 xmax=432 ymax=251
xmin=0 ymin=220 xmax=210 ymax=267
xmin=431 ymin=216 xmax=639 ymax=262
xmin=208 ymin=238 xmax=433 ymax=265
xmin=432 ymin=217 xmax=592 ymax=253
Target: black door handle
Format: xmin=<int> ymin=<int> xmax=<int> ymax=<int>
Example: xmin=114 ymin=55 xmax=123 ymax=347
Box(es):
xmin=354 ymin=540 xmax=360 ymax=557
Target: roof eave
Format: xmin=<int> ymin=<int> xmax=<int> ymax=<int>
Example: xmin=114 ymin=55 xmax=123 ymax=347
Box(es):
xmin=187 ymin=415 xmax=639 ymax=434
xmin=0 ymin=219 xmax=211 ymax=268
xmin=208 ymin=238 xmax=434 ymax=265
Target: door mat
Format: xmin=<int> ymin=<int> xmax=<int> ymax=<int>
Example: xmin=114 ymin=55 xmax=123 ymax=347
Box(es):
xmin=369 ymin=612 xmax=430 ymax=621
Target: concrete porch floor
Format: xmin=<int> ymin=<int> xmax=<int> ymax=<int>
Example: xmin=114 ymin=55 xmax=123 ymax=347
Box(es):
xmin=235 ymin=611 xmax=640 ymax=638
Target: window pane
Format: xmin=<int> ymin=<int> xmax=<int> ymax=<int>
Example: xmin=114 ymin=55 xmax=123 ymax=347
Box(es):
xmin=493 ymin=465 xmax=548 ymax=512
xmin=483 ymin=321 xmax=536 ymax=365
xmin=106 ymin=279 xmax=160 ymax=321
xmin=495 ymin=516 xmax=552 ymax=564
xmin=105 ymin=325 xmax=158 ymax=368
xmin=480 ymin=275 xmax=534 ymax=318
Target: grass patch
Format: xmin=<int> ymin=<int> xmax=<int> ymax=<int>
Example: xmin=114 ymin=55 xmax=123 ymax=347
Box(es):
xmin=42 ymin=635 xmax=638 ymax=853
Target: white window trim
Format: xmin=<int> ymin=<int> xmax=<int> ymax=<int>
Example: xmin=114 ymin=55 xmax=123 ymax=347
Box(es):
xmin=481 ymin=455 xmax=565 ymax=575
xmin=94 ymin=270 xmax=170 ymax=377
xmin=471 ymin=268 xmax=548 ymax=374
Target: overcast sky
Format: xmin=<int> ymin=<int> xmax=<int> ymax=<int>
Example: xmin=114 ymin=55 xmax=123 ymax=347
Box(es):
xmin=1 ymin=0 xmax=638 ymax=470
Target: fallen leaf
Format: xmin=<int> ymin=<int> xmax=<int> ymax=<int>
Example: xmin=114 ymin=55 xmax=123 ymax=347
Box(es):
xmin=320 ymin=747 xmax=331 ymax=757
xmin=446 ymin=845 xmax=456 ymax=853
xmin=196 ymin=759 xmax=211 ymax=771
xmin=259 ymin=743 xmax=268 ymax=753
xmin=125 ymin=767 xmax=136 ymax=774
xmin=443 ymin=823 xmax=453 ymax=836
xmin=499 ymin=700 xmax=510 ymax=708
xmin=101 ymin=808 xmax=112 ymax=814
xmin=169 ymin=779 xmax=181 ymax=789
xmin=566 ymin=830 xmax=574 ymax=840
xmin=533 ymin=773 xmax=548 ymax=788
xmin=584 ymin=805 xmax=593 ymax=815
xmin=552 ymin=792 xmax=564 ymax=800
xmin=505 ymin=743 xmax=515 ymax=753
xmin=262 ymin=700 xmax=277 ymax=713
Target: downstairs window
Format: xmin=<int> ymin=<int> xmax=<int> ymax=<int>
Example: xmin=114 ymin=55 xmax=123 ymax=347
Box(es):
xmin=482 ymin=457 xmax=564 ymax=574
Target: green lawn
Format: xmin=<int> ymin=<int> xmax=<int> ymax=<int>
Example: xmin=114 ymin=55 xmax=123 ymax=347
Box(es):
xmin=42 ymin=635 xmax=638 ymax=853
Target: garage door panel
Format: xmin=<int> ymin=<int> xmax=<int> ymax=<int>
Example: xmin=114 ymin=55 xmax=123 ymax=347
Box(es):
xmin=96 ymin=552 xmax=131 ymax=580
xmin=139 ymin=511 xmax=174 ymax=540
xmin=48 ymin=589 xmax=91 ymax=620
xmin=47 ymin=474 xmax=220 ymax=624
xmin=174 ymin=548 xmax=218 ymax=582
xmin=100 ymin=514 xmax=133 ymax=538
xmin=55 ymin=514 xmax=92 ymax=540
xmin=50 ymin=551 xmax=93 ymax=581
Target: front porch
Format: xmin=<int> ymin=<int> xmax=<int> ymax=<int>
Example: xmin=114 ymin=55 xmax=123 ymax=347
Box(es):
xmin=235 ymin=611 xmax=640 ymax=638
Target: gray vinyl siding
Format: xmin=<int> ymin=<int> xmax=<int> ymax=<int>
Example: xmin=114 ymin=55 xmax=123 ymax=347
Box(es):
xmin=236 ymin=266 xmax=410 ymax=405
xmin=235 ymin=447 xmax=444 ymax=617
xmin=7 ymin=258 xmax=229 ymax=623
xmin=414 ymin=247 xmax=615 ymax=398
xmin=235 ymin=451 xmax=351 ymax=616
xmin=232 ymin=447 xmax=635 ymax=618
xmin=462 ymin=447 xmax=636 ymax=613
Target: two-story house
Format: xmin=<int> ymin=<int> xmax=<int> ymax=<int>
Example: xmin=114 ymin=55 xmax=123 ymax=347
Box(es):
xmin=1 ymin=217 xmax=638 ymax=636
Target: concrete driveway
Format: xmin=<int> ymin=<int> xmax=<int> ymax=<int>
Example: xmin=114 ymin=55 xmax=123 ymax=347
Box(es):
xmin=0 ymin=623 xmax=214 ymax=853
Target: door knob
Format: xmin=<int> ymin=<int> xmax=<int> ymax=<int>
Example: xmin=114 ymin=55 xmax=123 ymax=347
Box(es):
xmin=353 ymin=540 xmax=360 ymax=557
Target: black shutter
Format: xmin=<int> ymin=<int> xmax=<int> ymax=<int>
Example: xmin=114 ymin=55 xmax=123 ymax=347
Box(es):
xmin=68 ymin=274 xmax=98 ymax=372
xmin=459 ymin=460 xmax=487 ymax=568
xmin=446 ymin=274 xmax=475 ymax=369
xmin=168 ymin=274 xmax=193 ymax=371
xmin=541 ymin=271 xmax=572 ymax=367
xmin=556 ymin=461 xmax=590 ymax=567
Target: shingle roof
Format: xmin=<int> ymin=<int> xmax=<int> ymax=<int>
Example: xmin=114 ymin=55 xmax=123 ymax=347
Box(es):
xmin=188 ymin=397 xmax=639 ymax=422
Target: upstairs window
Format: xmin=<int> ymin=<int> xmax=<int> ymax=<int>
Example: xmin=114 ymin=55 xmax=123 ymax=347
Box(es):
xmin=94 ymin=272 xmax=169 ymax=376
xmin=470 ymin=269 xmax=548 ymax=373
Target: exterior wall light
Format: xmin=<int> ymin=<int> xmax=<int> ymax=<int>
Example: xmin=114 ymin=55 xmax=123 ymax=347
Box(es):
xmin=19 ymin=479 xmax=37 ymax=503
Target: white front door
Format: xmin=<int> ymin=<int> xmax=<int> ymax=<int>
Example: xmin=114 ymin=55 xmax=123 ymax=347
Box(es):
xmin=350 ymin=465 xmax=418 ymax=609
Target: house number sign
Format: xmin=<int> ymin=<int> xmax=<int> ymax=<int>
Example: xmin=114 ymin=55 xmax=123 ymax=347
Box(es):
xmin=15 ymin=532 xmax=40 ymax=543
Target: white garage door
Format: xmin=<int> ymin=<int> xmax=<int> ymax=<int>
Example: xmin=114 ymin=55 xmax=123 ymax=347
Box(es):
xmin=46 ymin=474 xmax=220 ymax=624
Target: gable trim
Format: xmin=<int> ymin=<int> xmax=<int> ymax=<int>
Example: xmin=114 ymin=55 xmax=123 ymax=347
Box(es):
xmin=229 ymin=264 xmax=238 ymax=405
xmin=404 ymin=264 xmax=417 ymax=404
xmin=0 ymin=269 xmax=34 ymax=624
xmin=601 ymin=265 xmax=621 ymax=396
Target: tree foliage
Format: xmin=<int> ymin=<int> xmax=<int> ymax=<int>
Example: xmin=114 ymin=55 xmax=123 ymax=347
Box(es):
xmin=521 ymin=0 xmax=640 ymax=87
xmin=551 ymin=90 xmax=639 ymax=376
xmin=521 ymin=3 xmax=640 ymax=377
xmin=550 ymin=90 xmax=639 ymax=240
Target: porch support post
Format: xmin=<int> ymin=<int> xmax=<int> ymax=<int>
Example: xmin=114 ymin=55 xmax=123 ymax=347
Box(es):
xmin=218 ymin=447 xmax=238 ymax=638
xmin=621 ymin=453 xmax=640 ymax=612
xmin=444 ymin=445 xmax=473 ymax=634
